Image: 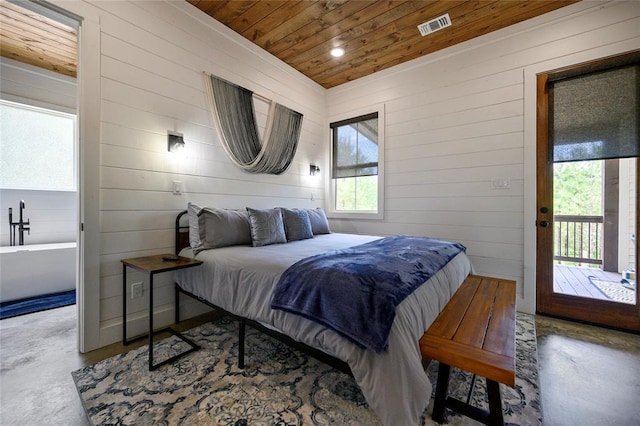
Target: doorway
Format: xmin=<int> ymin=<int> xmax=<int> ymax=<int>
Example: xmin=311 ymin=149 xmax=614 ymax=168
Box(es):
xmin=536 ymin=51 xmax=640 ymax=332
xmin=0 ymin=3 xmax=80 ymax=317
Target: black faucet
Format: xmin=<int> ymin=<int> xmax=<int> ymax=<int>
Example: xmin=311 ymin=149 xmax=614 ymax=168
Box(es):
xmin=8 ymin=200 xmax=30 ymax=246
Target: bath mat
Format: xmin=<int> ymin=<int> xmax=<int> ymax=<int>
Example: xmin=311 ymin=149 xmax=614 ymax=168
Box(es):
xmin=0 ymin=290 xmax=76 ymax=320
xmin=72 ymin=313 xmax=541 ymax=425
xmin=589 ymin=277 xmax=636 ymax=304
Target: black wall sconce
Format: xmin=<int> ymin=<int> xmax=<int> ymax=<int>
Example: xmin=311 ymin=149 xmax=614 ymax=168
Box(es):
xmin=168 ymin=132 xmax=185 ymax=152
xmin=310 ymin=164 xmax=320 ymax=176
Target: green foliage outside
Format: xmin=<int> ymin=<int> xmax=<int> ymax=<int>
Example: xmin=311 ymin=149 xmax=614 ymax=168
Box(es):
xmin=553 ymin=160 xmax=602 ymax=215
xmin=334 ymin=123 xmax=378 ymax=211
xmin=336 ymin=176 xmax=377 ymax=211
xmin=553 ymin=160 xmax=603 ymax=266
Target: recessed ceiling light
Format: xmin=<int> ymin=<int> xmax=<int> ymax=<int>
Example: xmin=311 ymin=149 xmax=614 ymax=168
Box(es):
xmin=330 ymin=47 xmax=345 ymax=58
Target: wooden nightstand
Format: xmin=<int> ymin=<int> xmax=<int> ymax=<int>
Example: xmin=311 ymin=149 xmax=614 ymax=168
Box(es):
xmin=121 ymin=254 xmax=203 ymax=371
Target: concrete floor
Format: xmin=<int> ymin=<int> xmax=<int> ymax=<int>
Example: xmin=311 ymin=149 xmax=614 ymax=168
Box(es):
xmin=536 ymin=316 xmax=640 ymax=426
xmin=1 ymin=306 xmax=639 ymax=426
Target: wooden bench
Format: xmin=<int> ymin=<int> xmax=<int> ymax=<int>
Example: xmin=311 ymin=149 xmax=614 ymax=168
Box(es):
xmin=419 ymin=275 xmax=516 ymax=426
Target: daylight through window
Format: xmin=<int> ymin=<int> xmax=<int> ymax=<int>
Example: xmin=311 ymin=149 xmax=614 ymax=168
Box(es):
xmin=0 ymin=100 xmax=76 ymax=191
xmin=331 ymin=112 xmax=379 ymax=212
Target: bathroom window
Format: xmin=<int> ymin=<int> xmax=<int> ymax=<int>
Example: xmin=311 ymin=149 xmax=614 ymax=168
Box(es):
xmin=0 ymin=100 xmax=77 ymax=191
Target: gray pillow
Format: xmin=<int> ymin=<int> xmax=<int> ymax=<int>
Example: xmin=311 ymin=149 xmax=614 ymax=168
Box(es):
xmin=195 ymin=207 xmax=252 ymax=253
xmin=281 ymin=208 xmax=313 ymax=242
xmin=246 ymin=207 xmax=287 ymax=247
xmin=187 ymin=202 xmax=202 ymax=250
xmin=307 ymin=207 xmax=331 ymax=234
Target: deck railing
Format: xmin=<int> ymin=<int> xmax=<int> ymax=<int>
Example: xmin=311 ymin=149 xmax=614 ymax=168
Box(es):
xmin=553 ymin=215 xmax=603 ymax=266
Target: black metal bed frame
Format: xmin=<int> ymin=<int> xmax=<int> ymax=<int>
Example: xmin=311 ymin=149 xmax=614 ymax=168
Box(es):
xmin=173 ymin=210 xmax=352 ymax=375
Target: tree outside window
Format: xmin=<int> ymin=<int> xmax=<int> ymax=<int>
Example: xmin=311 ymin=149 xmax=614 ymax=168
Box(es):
xmin=331 ymin=113 xmax=378 ymax=212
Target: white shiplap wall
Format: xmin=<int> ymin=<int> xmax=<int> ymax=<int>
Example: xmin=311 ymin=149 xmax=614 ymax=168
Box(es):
xmin=326 ymin=1 xmax=640 ymax=313
xmin=51 ymin=0 xmax=326 ymax=347
xmin=48 ymin=0 xmax=638 ymax=349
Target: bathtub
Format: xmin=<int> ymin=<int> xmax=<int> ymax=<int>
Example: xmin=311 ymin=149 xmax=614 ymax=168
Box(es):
xmin=0 ymin=242 xmax=76 ymax=303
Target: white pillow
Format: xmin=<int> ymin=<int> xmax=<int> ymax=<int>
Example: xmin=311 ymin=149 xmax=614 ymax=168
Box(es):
xmin=187 ymin=202 xmax=202 ymax=250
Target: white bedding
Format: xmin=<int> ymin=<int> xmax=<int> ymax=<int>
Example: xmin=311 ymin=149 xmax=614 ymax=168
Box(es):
xmin=174 ymin=233 xmax=472 ymax=426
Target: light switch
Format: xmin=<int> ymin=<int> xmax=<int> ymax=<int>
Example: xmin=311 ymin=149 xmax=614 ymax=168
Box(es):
xmin=173 ymin=181 xmax=183 ymax=195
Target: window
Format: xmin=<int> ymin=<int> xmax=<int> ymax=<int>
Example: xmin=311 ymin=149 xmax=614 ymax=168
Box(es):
xmin=330 ymin=106 xmax=384 ymax=219
xmin=0 ymin=100 xmax=76 ymax=191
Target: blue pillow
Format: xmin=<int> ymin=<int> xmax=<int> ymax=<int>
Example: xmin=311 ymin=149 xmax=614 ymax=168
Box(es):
xmin=281 ymin=208 xmax=313 ymax=241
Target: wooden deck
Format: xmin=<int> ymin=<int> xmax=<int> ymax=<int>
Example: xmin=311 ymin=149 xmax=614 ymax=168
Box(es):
xmin=554 ymin=265 xmax=633 ymax=303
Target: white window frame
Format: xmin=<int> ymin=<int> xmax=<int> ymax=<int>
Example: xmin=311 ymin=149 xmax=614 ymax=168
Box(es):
xmin=328 ymin=104 xmax=385 ymax=220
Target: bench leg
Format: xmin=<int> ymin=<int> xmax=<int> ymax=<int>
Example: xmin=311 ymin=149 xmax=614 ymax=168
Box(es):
xmin=432 ymin=362 xmax=451 ymax=423
xmin=486 ymin=379 xmax=504 ymax=426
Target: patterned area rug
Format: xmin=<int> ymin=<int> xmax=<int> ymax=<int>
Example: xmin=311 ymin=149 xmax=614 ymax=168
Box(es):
xmin=72 ymin=314 xmax=541 ymax=425
xmin=590 ymin=277 xmax=636 ymax=304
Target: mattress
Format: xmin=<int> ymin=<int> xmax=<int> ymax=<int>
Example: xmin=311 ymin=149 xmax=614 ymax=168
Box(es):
xmin=174 ymin=233 xmax=473 ymax=426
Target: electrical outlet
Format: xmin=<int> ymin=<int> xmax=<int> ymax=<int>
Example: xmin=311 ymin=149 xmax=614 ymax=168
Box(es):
xmin=131 ymin=282 xmax=143 ymax=299
xmin=491 ymin=178 xmax=511 ymax=190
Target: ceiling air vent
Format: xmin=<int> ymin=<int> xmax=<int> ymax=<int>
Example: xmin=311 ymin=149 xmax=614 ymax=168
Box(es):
xmin=417 ymin=13 xmax=451 ymax=36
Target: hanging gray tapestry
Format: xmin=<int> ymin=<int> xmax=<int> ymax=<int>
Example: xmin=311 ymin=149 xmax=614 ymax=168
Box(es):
xmin=204 ymin=74 xmax=303 ymax=175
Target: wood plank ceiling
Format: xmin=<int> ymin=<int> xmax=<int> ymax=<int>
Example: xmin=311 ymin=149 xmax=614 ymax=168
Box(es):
xmin=0 ymin=1 xmax=579 ymax=88
xmin=0 ymin=1 xmax=77 ymax=78
xmin=189 ymin=0 xmax=580 ymax=89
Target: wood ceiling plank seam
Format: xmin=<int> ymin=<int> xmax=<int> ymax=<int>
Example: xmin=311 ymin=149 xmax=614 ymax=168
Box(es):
xmin=301 ymin=0 xmax=480 ymax=74
xmin=276 ymin=0 xmax=414 ymax=63
xmin=287 ymin=0 xmax=462 ymax=71
xmin=210 ymin=0 xmax=260 ymax=24
xmin=283 ymin=0 xmax=433 ymax=68
xmin=315 ymin=1 xmax=576 ymax=88
xmin=0 ymin=25 xmax=76 ymax=59
xmin=251 ymin=0 xmax=345 ymax=49
xmin=298 ymin=21 xmax=456 ymax=84
xmin=0 ymin=24 xmax=77 ymax=57
xmin=233 ymin=0 xmax=310 ymax=42
xmin=1 ymin=4 xmax=76 ymax=36
xmin=407 ymin=0 xmax=581 ymax=64
xmin=224 ymin=1 xmax=290 ymax=34
xmin=0 ymin=9 xmax=76 ymax=43
xmin=267 ymin=0 xmax=373 ymax=57
xmin=0 ymin=0 xmax=583 ymax=88
xmin=310 ymin=0 xmax=572 ymax=87
xmin=0 ymin=45 xmax=75 ymax=77
xmin=312 ymin=0 xmax=503 ymax=84
xmin=0 ymin=35 xmax=76 ymax=69
xmin=199 ymin=0 xmax=234 ymax=16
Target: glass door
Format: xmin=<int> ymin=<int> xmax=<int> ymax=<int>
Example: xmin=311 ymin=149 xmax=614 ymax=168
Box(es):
xmin=536 ymin=51 xmax=640 ymax=332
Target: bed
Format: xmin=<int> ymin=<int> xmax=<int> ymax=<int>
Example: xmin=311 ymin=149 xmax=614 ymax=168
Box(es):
xmin=172 ymin=207 xmax=473 ymax=426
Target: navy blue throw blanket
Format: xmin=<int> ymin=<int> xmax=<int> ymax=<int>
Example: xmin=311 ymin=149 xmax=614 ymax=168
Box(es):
xmin=271 ymin=236 xmax=465 ymax=353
